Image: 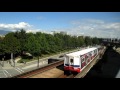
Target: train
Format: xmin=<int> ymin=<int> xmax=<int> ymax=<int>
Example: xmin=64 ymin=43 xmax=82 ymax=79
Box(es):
xmin=64 ymin=46 xmax=102 ymax=74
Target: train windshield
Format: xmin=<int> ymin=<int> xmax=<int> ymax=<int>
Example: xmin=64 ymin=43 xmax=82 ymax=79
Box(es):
xmin=70 ymin=59 xmax=73 ymax=64
xmin=69 ymin=57 xmax=74 ymax=66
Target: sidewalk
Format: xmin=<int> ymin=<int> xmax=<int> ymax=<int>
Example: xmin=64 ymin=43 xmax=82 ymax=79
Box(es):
xmin=1 ymin=60 xmax=24 ymax=69
xmin=1 ymin=49 xmax=79 ymax=70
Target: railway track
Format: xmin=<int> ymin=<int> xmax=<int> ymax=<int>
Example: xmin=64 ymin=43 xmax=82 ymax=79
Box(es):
xmin=58 ymin=73 xmax=76 ymax=78
xmin=12 ymin=46 xmax=106 ymax=78
xmin=12 ymin=60 xmax=64 ymax=78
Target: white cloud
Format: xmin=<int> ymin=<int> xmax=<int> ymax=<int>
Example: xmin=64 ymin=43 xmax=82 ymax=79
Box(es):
xmin=0 ymin=19 xmax=120 ymax=38
xmin=26 ymin=29 xmax=51 ymax=34
xmin=0 ymin=22 xmax=32 ymax=31
xmin=66 ymin=19 xmax=120 ymax=38
xmin=0 ymin=22 xmax=52 ymax=35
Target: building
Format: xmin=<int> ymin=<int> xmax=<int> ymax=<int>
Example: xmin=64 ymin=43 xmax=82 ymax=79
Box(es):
xmin=51 ymin=31 xmax=67 ymax=35
xmin=60 ymin=31 xmax=67 ymax=35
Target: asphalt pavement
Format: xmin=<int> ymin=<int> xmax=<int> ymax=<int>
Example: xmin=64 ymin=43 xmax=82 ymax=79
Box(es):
xmin=0 ymin=49 xmax=79 ymax=78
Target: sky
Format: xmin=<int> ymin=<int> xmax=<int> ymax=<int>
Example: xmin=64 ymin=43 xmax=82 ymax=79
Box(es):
xmin=0 ymin=12 xmax=120 ymax=38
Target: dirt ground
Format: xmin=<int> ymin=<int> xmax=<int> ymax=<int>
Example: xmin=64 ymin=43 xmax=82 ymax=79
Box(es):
xmin=29 ymin=68 xmax=64 ymax=78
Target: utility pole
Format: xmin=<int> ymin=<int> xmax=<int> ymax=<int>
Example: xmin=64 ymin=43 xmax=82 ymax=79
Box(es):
xmin=11 ymin=53 xmax=13 ymax=66
xmin=1 ymin=56 xmax=5 ymax=67
xmin=2 ymin=57 xmax=4 ymax=67
xmin=13 ymin=57 xmax=15 ymax=67
xmin=37 ymin=56 xmax=39 ymax=68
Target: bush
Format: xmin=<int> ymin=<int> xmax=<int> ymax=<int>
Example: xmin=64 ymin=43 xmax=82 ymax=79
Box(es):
xmin=21 ymin=55 xmax=33 ymax=59
xmin=18 ymin=60 xmax=24 ymax=63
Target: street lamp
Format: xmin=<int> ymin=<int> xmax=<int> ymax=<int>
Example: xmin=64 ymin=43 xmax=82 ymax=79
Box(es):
xmin=13 ymin=57 xmax=15 ymax=67
xmin=37 ymin=56 xmax=40 ymax=68
xmin=2 ymin=56 xmax=5 ymax=67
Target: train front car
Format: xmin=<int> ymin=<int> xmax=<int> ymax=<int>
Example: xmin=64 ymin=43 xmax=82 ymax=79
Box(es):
xmin=64 ymin=53 xmax=80 ymax=75
xmin=64 ymin=47 xmax=99 ymax=75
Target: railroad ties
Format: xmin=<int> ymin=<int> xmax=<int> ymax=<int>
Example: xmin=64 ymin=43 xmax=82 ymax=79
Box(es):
xmin=13 ymin=60 xmax=64 ymax=78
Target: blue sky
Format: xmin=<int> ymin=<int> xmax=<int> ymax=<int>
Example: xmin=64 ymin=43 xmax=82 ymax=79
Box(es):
xmin=0 ymin=12 xmax=120 ymax=38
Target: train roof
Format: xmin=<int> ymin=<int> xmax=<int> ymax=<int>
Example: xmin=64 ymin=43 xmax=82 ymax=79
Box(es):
xmin=66 ymin=47 xmax=97 ymax=57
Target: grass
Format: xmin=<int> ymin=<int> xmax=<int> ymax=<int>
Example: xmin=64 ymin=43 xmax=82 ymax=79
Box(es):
xmin=17 ymin=48 xmax=78 ymax=63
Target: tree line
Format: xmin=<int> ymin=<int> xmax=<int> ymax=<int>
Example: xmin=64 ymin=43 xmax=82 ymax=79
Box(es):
xmin=0 ymin=29 xmax=101 ymax=60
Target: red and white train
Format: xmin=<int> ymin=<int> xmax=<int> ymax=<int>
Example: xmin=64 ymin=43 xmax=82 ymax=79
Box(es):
xmin=64 ymin=47 xmax=100 ymax=74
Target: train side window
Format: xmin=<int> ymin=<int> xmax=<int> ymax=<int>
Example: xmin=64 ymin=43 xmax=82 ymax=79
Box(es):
xmin=89 ymin=52 xmax=92 ymax=56
xmin=83 ymin=58 xmax=84 ymax=62
xmin=95 ymin=50 xmax=97 ymax=54
xmin=83 ymin=58 xmax=85 ymax=62
xmin=91 ymin=51 xmax=93 ymax=56
xmin=85 ymin=54 xmax=89 ymax=63
xmin=94 ymin=50 xmax=95 ymax=54
xmin=80 ymin=56 xmax=82 ymax=62
xmin=87 ymin=54 xmax=89 ymax=59
xmin=80 ymin=56 xmax=84 ymax=63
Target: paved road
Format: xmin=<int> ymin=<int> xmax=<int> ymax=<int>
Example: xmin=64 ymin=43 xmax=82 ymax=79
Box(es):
xmin=0 ymin=59 xmax=51 ymax=78
xmin=0 ymin=49 xmax=79 ymax=78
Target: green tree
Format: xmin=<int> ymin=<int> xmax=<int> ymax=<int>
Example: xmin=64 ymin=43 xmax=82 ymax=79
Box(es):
xmin=45 ymin=33 xmax=57 ymax=53
xmin=15 ymin=29 xmax=27 ymax=54
xmin=78 ymin=36 xmax=85 ymax=47
xmin=92 ymin=37 xmax=99 ymax=45
xmin=25 ymin=33 xmax=41 ymax=67
xmin=85 ymin=36 xmax=92 ymax=46
xmin=54 ymin=33 xmax=64 ymax=50
xmin=3 ymin=33 xmax=20 ymax=54
xmin=25 ymin=33 xmax=41 ymax=56
xmin=63 ymin=35 xmax=72 ymax=49
xmin=0 ymin=39 xmax=4 ymax=55
xmin=54 ymin=36 xmax=63 ymax=51
xmin=0 ymin=36 xmax=4 ymax=55
xmin=3 ymin=32 xmax=20 ymax=66
xmin=40 ymin=33 xmax=49 ymax=54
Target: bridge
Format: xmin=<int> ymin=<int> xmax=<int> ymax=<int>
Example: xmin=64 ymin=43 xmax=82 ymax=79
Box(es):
xmin=102 ymin=38 xmax=120 ymax=48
